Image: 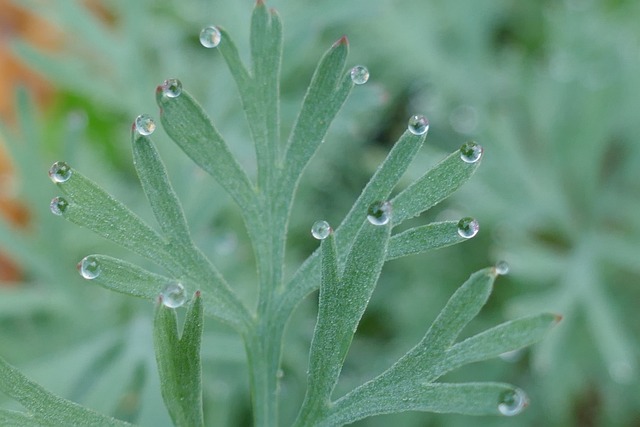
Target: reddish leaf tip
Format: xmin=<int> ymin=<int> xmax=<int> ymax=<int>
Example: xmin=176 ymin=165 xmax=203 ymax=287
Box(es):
xmin=195 ymin=290 xmax=202 ymax=298
xmin=554 ymin=313 xmax=563 ymax=323
xmin=334 ymin=35 xmax=349 ymax=47
xmin=256 ymin=0 xmax=265 ymax=5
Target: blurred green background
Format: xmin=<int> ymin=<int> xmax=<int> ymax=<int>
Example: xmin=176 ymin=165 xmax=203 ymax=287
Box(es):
xmin=1 ymin=0 xmax=638 ymax=426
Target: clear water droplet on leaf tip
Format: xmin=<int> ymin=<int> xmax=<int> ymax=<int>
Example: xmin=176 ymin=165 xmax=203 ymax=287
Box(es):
xmin=350 ymin=65 xmax=369 ymax=85
xmin=498 ymin=388 xmax=527 ymax=416
xmin=161 ymin=282 xmax=187 ymax=308
xmin=457 ymin=217 xmax=479 ymax=238
xmin=460 ymin=141 xmax=483 ymax=163
xmin=407 ymin=115 xmax=429 ymax=136
xmin=50 ymin=196 xmax=69 ymax=216
xmin=135 ymin=114 xmax=156 ymax=136
xmin=78 ymin=256 xmax=101 ymax=280
xmin=367 ymin=201 xmax=392 ymax=226
xmin=48 ymin=161 xmax=72 ymax=183
xmin=200 ymin=26 xmax=221 ymax=48
xmin=161 ymin=78 xmax=182 ymax=98
xmin=311 ymin=220 xmax=332 ymax=240
xmin=495 ymin=260 xmax=509 ymax=275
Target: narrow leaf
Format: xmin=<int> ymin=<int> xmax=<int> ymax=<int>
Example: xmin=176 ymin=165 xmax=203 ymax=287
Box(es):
xmin=0 ymin=356 xmax=133 ymax=426
xmin=156 ymin=89 xmax=256 ymax=213
xmin=81 ymin=254 xmax=173 ymax=300
xmin=154 ymin=292 xmax=204 ymax=427
xmin=387 ymin=221 xmax=465 ymax=260
xmin=444 ymin=313 xmax=560 ymax=374
xmin=250 ymin=2 xmax=282 ymax=186
xmin=391 ymin=149 xmax=481 ymax=225
xmin=281 ymin=36 xmax=352 ymax=189
xmin=216 ymin=27 xmax=251 ymax=93
xmin=132 ymin=129 xmax=191 ymax=245
xmin=54 ymin=168 xmax=176 ymax=271
xmin=327 ymin=382 xmax=522 ymax=426
xmin=296 ymin=221 xmax=391 ymax=425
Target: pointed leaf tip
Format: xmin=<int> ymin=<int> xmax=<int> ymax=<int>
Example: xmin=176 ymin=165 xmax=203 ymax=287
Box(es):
xmin=194 ymin=290 xmax=201 ymax=298
xmin=554 ymin=313 xmax=563 ymax=323
xmin=256 ymin=0 xmax=265 ymax=5
xmin=334 ymin=35 xmax=349 ymax=47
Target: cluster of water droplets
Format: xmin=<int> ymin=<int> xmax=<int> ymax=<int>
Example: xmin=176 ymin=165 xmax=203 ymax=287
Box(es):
xmin=367 ymin=201 xmax=392 ymax=226
xmin=160 ymin=78 xmax=183 ymax=98
xmin=460 ymin=141 xmax=483 ymax=163
xmin=350 ymin=65 xmax=369 ymax=85
xmin=77 ymin=256 xmax=101 ymax=280
xmin=457 ymin=217 xmax=479 ymax=239
xmin=48 ymin=161 xmax=72 ymax=183
xmin=498 ymin=388 xmax=528 ymax=416
xmin=161 ymin=282 xmax=187 ymax=308
xmin=200 ymin=26 xmax=221 ymax=48
xmin=311 ymin=220 xmax=332 ymax=240
xmin=135 ymin=114 xmax=156 ymax=136
xmin=407 ymin=115 xmax=429 ymax=136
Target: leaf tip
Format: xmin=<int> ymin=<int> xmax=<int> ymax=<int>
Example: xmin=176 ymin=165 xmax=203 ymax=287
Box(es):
xmin=194 ymin=290 xmax=202 ymax=298
xmin=334 ymin=35 xmax=349 ymax=47
xmin=553 ymin=313 xmax=563 ymax=323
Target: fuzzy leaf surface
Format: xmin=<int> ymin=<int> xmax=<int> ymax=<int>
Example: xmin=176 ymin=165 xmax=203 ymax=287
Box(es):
xmin=0 ymin=356 xmax=133 ymax=426
xmin=154 ymin=292 xmax=204 ymax=427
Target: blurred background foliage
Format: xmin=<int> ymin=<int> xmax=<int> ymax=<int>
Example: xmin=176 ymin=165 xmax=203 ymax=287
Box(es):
xmin=0 ymin=0 xmax=638 ymax=426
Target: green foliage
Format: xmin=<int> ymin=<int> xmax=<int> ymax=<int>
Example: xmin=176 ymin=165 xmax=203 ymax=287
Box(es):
xmin=4 ymin=0 xmax=612 ymax=426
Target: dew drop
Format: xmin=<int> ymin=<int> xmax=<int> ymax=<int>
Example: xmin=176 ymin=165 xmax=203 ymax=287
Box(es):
xmin=367 ymin=201 xmax=392 ymax=226
xmin=498 ymin=388 xmax=528 ymax=416
xmin=50 ymin=196 xmax=69 ymax=216
xmin=460 ymin=141 xmax=483 ymax=163
xmin=407 ymin=115 xmax=429 ymax=136
xmin=495 ymin=260 xmax=510 ymax=275
xmin=161 ymin=282 xmax=187 ymax=308
xmin=457 ymin=217 xmax=479 ymax=238
xmin=135 ymin=114 xmax=156 ymax=136
xmin=200 ymin=26 xmax=221 ymax=48
xmin=350 ymin=65 xmax=369 ymax=85
xmin=48 ymin=161 xmax=72 ymax=183
xmin=311 ymin=220 xmax=332 ymax=240
xmin=160 ymin=78 xmax=182 ymax=98
xmin=77 ymin=256 xmax=101 ymax=280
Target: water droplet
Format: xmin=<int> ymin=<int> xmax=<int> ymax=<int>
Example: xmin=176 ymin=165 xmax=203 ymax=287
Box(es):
xmin=200 ymin=26 xmax=221 ymax=48
xmin=457 ymin=217 xmax=479 ymax=238
xmin=50 ymin=196 xmax=69 ymax=216
xmin=77 ymin=256 xmax=101 ymax=280
xmin=135 ymin=114 xmax=156 ymax=136
xmin=498 ymin=388 xmax=528 ymax=416
xmin=367 ymin=201 xmax=392 ymax=226
xmin=160 ymin=78 xmax=182 ymax=98
xmin=495 ymin=261 xmax=509 ymax=275
xmin=48 ymin=161 xmax=72 ymax=183
xmin=460 ymin=141 xmax=483 ymax=163
xmin=350 ymin=65 xmax=369 ymax=85
xmin=161 ymin=282 xmax=187 ymax=308
xmin=311 ymin=220 xmax=332 ymax=240
xmin=407 ymin=115 xmax=429 ymax=136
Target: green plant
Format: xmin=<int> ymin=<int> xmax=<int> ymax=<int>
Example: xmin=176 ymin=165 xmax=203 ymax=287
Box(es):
xmin=0 ymin=2 xmax=558 ymax=426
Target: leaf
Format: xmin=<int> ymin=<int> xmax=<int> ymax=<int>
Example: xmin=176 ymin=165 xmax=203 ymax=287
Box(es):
xmin=391 ymin=148 xmax=481 ymax=225
xmin=154 ymin=291 xmax=204 ymax=427
xmin=295 ymin=221 xmax=391 ymax=425
xmin=0 ymin=410 xmax=44 ymax=426
xmin=53 ymin=167 xmax=178 ymax=272
xmin=131 ymin=129 xmax=191 ymax=245
xmin=326 ymin=382 xmax=523 ymax=426
xmin=443 ymin=313 xmax=561 ymax=374
xmin=0 ymin=356 xmax=133 ymax=426
xmin=156 ymin=88 xmax=256 ymax=213
xmin=249 ymin=2 xmax=283 ymax=187
xmin=280 ymin=36 xmax=352 ymax=193
xmin=83 ymin=254 xmax=249 ymax=330
xmin=387 ymin=221 xmax=465 ymax=260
